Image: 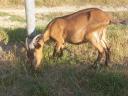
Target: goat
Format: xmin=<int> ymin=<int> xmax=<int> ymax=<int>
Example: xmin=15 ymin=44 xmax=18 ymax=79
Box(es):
xmin=27 ymin=8 xmax=126 ymax=70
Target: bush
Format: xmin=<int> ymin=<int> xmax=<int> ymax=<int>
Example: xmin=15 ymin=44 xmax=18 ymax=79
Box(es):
xmin=0 ymin=29 xmax=9 ymax=45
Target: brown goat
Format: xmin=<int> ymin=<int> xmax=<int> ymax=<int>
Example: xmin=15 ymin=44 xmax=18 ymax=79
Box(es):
xmin=27 ymin=8 xmax=124 ymax=70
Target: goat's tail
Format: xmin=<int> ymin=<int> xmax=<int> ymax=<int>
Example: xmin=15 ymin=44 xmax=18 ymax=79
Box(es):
xmin=110 ymin=19 xmax=128 ymax=25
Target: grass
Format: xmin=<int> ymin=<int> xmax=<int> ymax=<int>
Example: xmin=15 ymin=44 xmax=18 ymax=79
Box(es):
xmin=0 ymin=12 xmax=9 ymax=16
xmin=0 ymin=0 xmax=128 ymax=7
xmin=108 ymin=25 xmax=128 ymax=64
xmin=0 ymin=12 xmax=25 ymax=22
xmin=0 ymin=60 xmax=128 ymax=96
xmin=0 ymin=8 xmax=128 ymax=96
xmin=9 ymin=15 xmax=25 ymax=22
xmin=87 ymin=71 xmax=128 ymax=96
xmin=111 ymin=12 xmax=128 ymax=19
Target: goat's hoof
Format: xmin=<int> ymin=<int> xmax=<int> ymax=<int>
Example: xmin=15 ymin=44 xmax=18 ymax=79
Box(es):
xmin=90 ymin=63 xmax=98 ymax=69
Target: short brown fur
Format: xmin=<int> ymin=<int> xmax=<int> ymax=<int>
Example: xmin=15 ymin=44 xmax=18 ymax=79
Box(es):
xmin=28 ymin=8 xmax=123 ymax=70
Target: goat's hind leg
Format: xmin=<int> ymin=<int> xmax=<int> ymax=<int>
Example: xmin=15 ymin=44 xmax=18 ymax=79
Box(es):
xmin=101 ymin=39 xmax=110 ymax=67
xmin=88 ymin=33 xmax=105 ymax=69
xmin=100 ymin=28 xmax=110 ymax=67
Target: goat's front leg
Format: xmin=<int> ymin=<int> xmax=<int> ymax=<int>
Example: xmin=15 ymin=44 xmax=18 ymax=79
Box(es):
xmin=53 ymin=39 xmax=65 ymax=58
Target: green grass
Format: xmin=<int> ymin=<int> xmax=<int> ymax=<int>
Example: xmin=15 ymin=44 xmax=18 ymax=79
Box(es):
xmin=108 ymin=25 xmax=128 ymax=64
xmin=9 ymin=15 xmax=25 ymax=22
xmin=87 ymin=71 xmax=128 ymax=96
xmin=111 ymin=12 xmax=128 ymax=19
xmin=0 ymin=28 xmax=9 ymax=45
xmin=0 ymin=12 xmax=25 ymax=22
xmin=1 ymin=24 xmax=128 ymax=96
xmin=1 ymin=28 xmax=26 ymax=43
xmin=0 ymin=60 xmax=128 ymax=96
xmin=0 ymin=9 xmax=128 ymax=96
xmin=0 ymin=12 xmax=10 ymax=16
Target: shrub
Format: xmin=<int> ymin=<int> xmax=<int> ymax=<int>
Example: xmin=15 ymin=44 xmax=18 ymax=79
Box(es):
xmin=0 ymin=29 xmax=9 ymax=45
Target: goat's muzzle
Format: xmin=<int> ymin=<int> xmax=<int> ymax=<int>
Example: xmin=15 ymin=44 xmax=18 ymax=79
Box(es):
xmin=26 ymin=34 xmax=43 ymax=70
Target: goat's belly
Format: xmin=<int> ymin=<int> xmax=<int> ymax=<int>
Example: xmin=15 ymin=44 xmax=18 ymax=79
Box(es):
xmin=66 ymin=31 xmax=87 ymax=44
xmin=67 ymin=40 xmax=87 ymax=44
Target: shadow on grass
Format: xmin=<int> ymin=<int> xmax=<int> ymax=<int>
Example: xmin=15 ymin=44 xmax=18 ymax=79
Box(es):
xmin=0 ymin=51 xmax=128 ymax=96
xmin=1 ymin=60 xmax=128 ymax=96
xmin=0 ymin=27 xmax=43 ymax=64
xmin=3 ymin=27 xmax=42 ymax=43
xmin=20 ymin=63 xmax=128 ymax=96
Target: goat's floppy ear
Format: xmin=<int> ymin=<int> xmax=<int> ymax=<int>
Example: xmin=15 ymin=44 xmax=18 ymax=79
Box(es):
xmin=34 ymin=42 xmax=41 ymax=49
xmin=29 ymin=34 xmax=42 ymax=49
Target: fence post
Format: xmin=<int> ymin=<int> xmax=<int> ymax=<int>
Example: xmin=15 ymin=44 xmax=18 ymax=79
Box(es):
xmin=25 ymin=0 xmax=36 ymax=50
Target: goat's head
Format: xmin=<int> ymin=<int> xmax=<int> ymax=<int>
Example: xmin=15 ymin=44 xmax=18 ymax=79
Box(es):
xmin=26 ymin=34 xmax=44 ymax=70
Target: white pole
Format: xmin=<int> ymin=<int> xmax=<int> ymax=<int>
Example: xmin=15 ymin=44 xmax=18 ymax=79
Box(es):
xmin=25 ymin=0 xmax=36 ymax=49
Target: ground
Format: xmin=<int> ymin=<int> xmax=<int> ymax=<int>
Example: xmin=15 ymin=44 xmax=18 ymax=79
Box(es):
xmin=0 ymin=4 xmax=128 ymax=96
